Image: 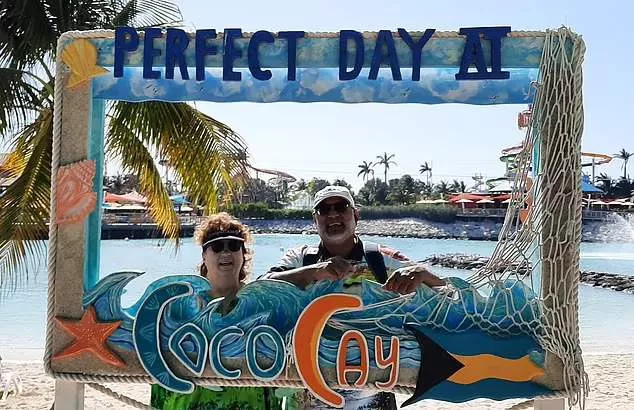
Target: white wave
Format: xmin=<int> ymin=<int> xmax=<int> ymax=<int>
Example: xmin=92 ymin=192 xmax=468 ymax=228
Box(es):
xmin=581 ymin=252 xmax=634 ymax=261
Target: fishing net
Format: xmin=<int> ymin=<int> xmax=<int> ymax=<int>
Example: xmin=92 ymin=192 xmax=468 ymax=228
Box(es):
xmin=329 ymin=28 xmax=588 ymax=407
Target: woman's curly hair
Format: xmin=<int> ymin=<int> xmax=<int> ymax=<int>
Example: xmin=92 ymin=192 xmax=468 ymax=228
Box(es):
xmin=194 ymin=212 xmax=253 ymax=281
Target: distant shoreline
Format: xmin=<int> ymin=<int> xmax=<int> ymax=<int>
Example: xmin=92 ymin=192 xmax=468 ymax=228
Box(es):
xmin=99 ymin=216 xmax=634 ymax=243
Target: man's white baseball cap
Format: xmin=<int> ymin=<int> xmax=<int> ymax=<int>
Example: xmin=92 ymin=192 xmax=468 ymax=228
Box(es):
xmin=313 ymin=185 xmax=355 ymax=209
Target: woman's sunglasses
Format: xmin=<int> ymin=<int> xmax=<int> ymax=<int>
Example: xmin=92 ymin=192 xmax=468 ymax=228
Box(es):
xmin=205 ymin=239 xmax=243 ymax=253
xmin=314 ymin=201 xmax=350 ymax=216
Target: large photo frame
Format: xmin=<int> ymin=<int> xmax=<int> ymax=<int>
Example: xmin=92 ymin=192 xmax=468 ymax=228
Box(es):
xmin=45 ymin=27 xmax=586 ymax=409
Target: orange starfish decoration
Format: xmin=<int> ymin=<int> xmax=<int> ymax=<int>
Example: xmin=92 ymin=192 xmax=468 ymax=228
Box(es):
xmin=53 ymin=305 xmax=125 ymax=368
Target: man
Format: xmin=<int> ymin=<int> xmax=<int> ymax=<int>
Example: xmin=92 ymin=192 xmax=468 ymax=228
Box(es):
xmin=262 ymin=185 xmax=445 ymax=410
xmin=263 ymin=185 xmax=444 ymax=292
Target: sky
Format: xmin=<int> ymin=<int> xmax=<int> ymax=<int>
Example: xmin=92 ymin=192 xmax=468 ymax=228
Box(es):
xmin=170 ymin=0 xmax=632 ymax=191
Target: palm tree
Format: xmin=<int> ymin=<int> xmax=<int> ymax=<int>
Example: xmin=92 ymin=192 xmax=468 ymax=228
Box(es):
xmin=376 ymin=152 xmax=397 ymax=183
xmin=595 ymin=173 xmax=613 ymax=193
xmin=614 ymin=149 xmax=632 ymax=180
xmin=450 ymin=179 xmax=466 ymax=193
xmin=419 ymin=161 xmax=432 ymax=185
xmin=0 ymin=1 xmax=250 ymax=291
xmin=435 ymin=180 xmax=451 ymax=199
xmin=357 ymin=161 xmax=375 ymax=181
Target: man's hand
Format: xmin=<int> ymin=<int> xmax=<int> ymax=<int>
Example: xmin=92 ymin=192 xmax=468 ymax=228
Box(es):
xmin=311 ymin=256 xmax=355 ymax=282
xmin=383 ymin=264 xmax=445 ymax=294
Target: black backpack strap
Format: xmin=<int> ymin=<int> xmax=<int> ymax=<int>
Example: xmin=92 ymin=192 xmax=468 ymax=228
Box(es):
xmin=301 ymin=245 xmax=320 ymax=266
xmin=362 ymin=241 xmax=388 ymax=284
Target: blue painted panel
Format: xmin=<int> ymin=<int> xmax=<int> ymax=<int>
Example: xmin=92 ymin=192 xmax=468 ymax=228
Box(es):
xmin=83 ymin=98 xmax=105 ymax=291
xmin=93 ymin=67 xmax=538 ymax=105
xmin=87 ymin=33 xmax=545 ymax=69
xmin=86 ymin=274 xmax=550 ymax=402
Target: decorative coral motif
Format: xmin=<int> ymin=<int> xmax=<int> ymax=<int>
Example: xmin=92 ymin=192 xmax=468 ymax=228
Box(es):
xmin=61 ymin=39 xmax=109 ymax=88
xmin=56 ymin=160 xmax=97 ymax=225
xmin=53 ymin=305 xmax=125 ymax=368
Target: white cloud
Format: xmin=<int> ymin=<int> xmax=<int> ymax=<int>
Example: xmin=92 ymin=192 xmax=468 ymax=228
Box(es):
xmin=299 ymin=69 xmax=338 ymax=96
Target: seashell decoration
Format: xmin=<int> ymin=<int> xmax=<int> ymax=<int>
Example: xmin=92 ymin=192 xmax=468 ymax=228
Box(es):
xmin=61 ymin=39 xmax=109 ymax=88
xmin=56 ymin=159 xmax=97 ymax=225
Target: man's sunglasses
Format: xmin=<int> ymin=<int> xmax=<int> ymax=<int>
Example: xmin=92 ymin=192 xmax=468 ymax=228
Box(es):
xmin=314 ymin=201 xmax=350 ymax=216
xmin=204 ymin=239 xmax=243 ymax=253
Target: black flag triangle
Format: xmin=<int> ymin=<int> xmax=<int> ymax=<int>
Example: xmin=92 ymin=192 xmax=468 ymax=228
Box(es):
xmin=402 ymin=324 xmax=465 ymax=407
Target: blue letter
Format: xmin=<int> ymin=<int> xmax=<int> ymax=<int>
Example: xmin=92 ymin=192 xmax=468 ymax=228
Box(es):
xmin=209 ymin=326 xmax=244 ymax=379
xmin=143 ymin=28 xmax=162 ymax=79
xmin=455 ymin=26 xmax=510 ymax=80
xmin=165 ymin=28 xmax=190 ymax=80
xmin=339 ymin=30 xmax=364 ymax=81
xmin=223 ymin=28 xmax=242 ymax=81
xmin=279 ymin=31 xmax=305 ymax=81
xmin=246 ymin=325 xmax=286 ymax=381
xmin=114 ymin=27 xmax=139 ymax=78
xmin=248 ymin=30 xmax=274 ymax=81
xmin=169 ymin=323 xmax=208 ymax=376
xmin=133 ymin=283 xmax=195 ymax=393
xmin=369 ymin=30 xmax=401 ymax=80
xmin=195 ymin=29 xmax=217 ymax=81
xmin=398 ymin=28 xmax=435 ymax=81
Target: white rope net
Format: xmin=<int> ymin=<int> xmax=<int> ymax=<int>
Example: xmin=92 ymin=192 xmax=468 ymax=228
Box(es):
xmin=466 ymin=28 xmax=588 ymax=407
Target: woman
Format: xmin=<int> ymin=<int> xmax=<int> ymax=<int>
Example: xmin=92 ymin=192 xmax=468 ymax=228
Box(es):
xmin=151 ymin=212 xmax=283 ymax=410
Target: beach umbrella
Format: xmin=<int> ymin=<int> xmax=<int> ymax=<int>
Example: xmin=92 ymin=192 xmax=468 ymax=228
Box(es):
xmin=476 ymin=198 xmax=495 ymax=209
xmin=456 ymin=198 xmax=473 ymax=211
xmin=112 ymin=190 xmax=147 ymax=204
xmin=169 ymin=194 xmax=190 ymax=205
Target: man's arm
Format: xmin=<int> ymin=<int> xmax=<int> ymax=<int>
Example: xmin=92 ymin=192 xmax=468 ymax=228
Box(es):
xmin=262 ymin=249 xmax=354 ymax=289
xmin=379 ymin=245 xmax=446 ymax=294
xmin=262 ymin=265 xmax=321 ymax=289
xmin=383 ymin=264 xmax=445 ymax=294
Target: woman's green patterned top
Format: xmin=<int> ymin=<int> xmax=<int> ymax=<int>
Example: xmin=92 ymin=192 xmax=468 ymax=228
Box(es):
xmin=150 ymin=384 xmax=283 ymax=410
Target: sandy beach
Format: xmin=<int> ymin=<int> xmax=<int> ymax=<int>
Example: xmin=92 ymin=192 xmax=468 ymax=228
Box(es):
xmin=0 ymin=354 xmax=631 ymax=410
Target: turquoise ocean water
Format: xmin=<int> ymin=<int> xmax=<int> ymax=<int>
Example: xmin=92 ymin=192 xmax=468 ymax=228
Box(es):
xmin=1 ymin=235 xmax=633 ymax=360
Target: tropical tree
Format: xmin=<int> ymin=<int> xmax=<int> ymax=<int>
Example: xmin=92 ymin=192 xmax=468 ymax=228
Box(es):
xmin=435 ymin=180 xmax=451 ymax=199
xmin=387 ymin=174 xmax=419 ymax=205
xmin=240 ymin=178 xmax=277 ymax=204
xmin=357 ymin=178 xmax=388 ymax=206
xmin=450 ymin=179 xmax=466 ymax=193
xmin=0 ymin=1 xmax=250 ymax=291
xmin=614 ymin=149 xmax=632 ymax=180
xmin=376 ymin=152 xmax=397 ymax=183
xmin=292 ymin=178 xmax=307 ymax=192
xmin=306 ymin=178 xmax=330 ymax=195
xmin=357 ymin=161 xmax=375 ymax=181
xmin=332 ymin=178 xmax=353 ymax=192
xmin=418 ymin=181 xmax=433 ymax=199
xmin=595 ymin=173 xmax=613 ymax=193
xmin=419 ymin=161 xmax=432 ymax=185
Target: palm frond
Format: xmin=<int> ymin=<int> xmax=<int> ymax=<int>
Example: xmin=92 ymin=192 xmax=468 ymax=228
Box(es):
xmin=106 ymin=101 xmax=249 ymax=235
xmin=110 ymin=0 xmax=182 ymax=29
xmin=0 ymin=108 xmax=52 ymax=293
xmin=106 ymin=122 xmax=180 ymax=240
xmin=0 ymin=67 xmax=50 ymax=136
xmin=0 ymin=0 xmax=55 ymax=67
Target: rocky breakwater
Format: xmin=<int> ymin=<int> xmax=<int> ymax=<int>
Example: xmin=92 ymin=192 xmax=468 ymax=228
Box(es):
xmin=244 ymin=218 xmax=503 ymax=240
xmin=423 ymin=253 xmax=634 ymax=294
